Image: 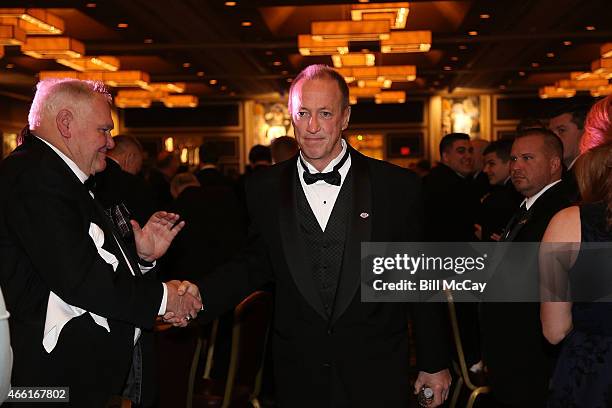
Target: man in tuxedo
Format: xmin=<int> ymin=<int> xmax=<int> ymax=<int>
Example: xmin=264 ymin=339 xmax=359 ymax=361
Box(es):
xmin=0 ymin=78 xmax=202 ymax=407
xmin=172 ymin=64 xmax=451 ymax=407
xmin=480 ymin=129 xmax=571 ymax=407
xmin=476 ymin=140 xmax=523 ymax=242
xmin=548 ymin=104 xmax=590 ymax=202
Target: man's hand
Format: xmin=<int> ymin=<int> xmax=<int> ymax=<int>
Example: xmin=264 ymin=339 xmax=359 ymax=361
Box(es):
xmin=163 ymin=280 xmax=202 ymax=327
xmin=414 ymin=369 xmax=452 ymax=407
xmin=132 ymin=211 xmax=185 ymax=262
xmin=165 ymin=280 xmax=202 ymax=327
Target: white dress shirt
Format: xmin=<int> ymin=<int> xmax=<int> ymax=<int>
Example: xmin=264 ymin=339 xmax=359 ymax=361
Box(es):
xmin=36 ymin=136 xmax=167 ymax=352
xmin=297 ymin=139 xmax=351 ymax=231
xmin=0 ymin=288 xmax=12 ymax=404
xmin=521 ymin=179 xmax=563 ymax=210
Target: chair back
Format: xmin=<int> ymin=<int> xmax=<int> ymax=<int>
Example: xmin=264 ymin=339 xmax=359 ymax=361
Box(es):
xmin=223 ymin=290 xmax=273 ymax=407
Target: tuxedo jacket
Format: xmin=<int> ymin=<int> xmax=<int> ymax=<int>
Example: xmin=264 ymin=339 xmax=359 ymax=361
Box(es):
xmin=0 ymin=137 xmax=163 ymax=408
xmin=480 ymin=181 xmax=571 ymax=407
xmin=478 ymin=179 xmax=523 ymax=242
xmin=199 ymin=148 xmax=449 ymax=408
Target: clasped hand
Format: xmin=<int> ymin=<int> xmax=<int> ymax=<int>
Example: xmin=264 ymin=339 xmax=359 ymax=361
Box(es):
xmin=164 ymin=280 xmax=202 ymax=327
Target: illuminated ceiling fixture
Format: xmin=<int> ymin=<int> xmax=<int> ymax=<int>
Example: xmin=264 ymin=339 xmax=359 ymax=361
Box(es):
xmin=38 ymin=70 xmax=80 ymax=80
xmin=21 ymin=37 xmax=85 ymax=59
xmin=297 ymin=35 xmax=349 ymax=56
xmin=351 ymin=2 xmax=409 ymax=29
xmin=311 ymin=20 xmax=390 ymax=41
xmin=146 ymin=82 xmax=186 ymax=93
xmin=352 ymin=65 xmax=417 ymax=81
xmin=375 ymin=90 xmax=406 ymax=104
xmin=358 ymin=78 xmax=392 ymax=88
xmin=570 ymin=71 xmax=612 ymax=80
xmin=100 ymin=70 xmax=150 ymax=88
xmin=601 ymin=43 xmax=612 ymax=58
xmin=590 ymin=85 xmax=612 ymax=97
xmin=0 ymin=24 xmax=25 ymax=45
xmin=349 ymin=86 xmax=381 ymax=98
xmin=0 ymin=8 xmax=64 ymax=35
xmin=592 ymin=58 xmax=612 ymax=74
xmin=55 ymin=56 xmax=120 ymax=71
xmin=380 ymin=30 xmax=432 ymax=53
xmin=334 ymin=67 xmax=356 ymax=83
xmin=539 ymin=86 xmax=576 ymax=99
xmin=556 ymin=79 xmax=609 ymax=90
xmin=331 ymin=52 xmax=375 ymax=68
xmin=163 ymin=94 xmax=199 ymax=108
xmin=115 ymin=92 xmax=153 ymax=109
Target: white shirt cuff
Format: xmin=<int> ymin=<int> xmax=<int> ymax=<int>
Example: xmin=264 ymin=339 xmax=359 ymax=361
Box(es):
xmin=158 ymin=282 xmax=168 ymax=315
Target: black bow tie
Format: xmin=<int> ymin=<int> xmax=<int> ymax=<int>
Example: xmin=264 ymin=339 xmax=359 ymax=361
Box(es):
xmin=84 ymin=176 xmax=96 ymax=193
xmin=300 ymin=149 xmax=350 ymax=186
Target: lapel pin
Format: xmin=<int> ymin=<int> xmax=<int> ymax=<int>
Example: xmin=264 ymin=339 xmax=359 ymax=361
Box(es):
xmin=360 ymin=212 xmax=369 ymax=219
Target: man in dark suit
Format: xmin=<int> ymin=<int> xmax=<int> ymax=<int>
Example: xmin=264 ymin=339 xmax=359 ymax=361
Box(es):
xmin=477 ymin=140 xmax=523 ymax=242
xmin=0 ymin=79 xmax=201 ymax=408
xmin=548 ymin=104 xmax=590 ymax=202
xmin=480 ymin=129 xmax=571 ymax=407
xmin=169 ymin=65 xmax=451 ymax=407
xmin=423 ymin=133 xmax=478 ymax=242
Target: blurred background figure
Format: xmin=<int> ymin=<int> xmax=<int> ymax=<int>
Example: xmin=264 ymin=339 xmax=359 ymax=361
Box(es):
xmin=148 ymin=150 xmax=180 ymax=210
xmin=0 ymin=287 xmax=11 ymax=404
xmin=470 ymin=137 xmax=491 ymax=201
xmin=107 ymin=135 xmax=144 ymax=176
xmin=270 ymin=136 xmax=299 ymax=164
xmin=409 ymin=159 xmax=431 ymax=178
xmin=516 ymin=117 xmax=546 ymax=133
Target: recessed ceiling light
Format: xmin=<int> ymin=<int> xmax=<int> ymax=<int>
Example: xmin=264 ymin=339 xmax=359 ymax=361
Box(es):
xmin=433 ymin=81 xmax=440 ymax=86
xmin=209 ymin=79 xmax=218 ymax=85
xmin=144 ymin=38 xmax=153 ymax=44
xmin=230 ymin=91 xmax=236 ymax=96
xmin=546 ymin=52 xmax=555 ymax=58
xmin=197 ymin=71 xmax=205 ymax=77
xmin=225 ymin=1 xmax=237 ymax=6
xmin=286 ymin=78 xmax=293 ymax=83
xmin=499 ymin=85 xmax=506 ymax=90
xmin=183 ymin=62 xmax=191 ymax=68
xmin=117 ymin=23 xmax=128 ymax=28
xmin=468 ymin=31 xmax=478 ymax=36
xmin=273 ymin=61 xmax=282 ymax=66
xmin=459 ymin=45 xmax=468 ymax=50
xmin=519 ymin=71 xmax=526 ymax=76
xmin=451 ymin=56 xmax=459 ymax=61
xmin=265 ymin=50 xmax=273 ymax=56
xmin=563 ymin=40 xmax=572 ymax=46
xmin=443 ymin=66 xmax=452 ymax=71
xmin=6 ymin=64 xmax=14 ymax=69
xmin=531 ymin=62 xmax=540 ymax=67
xmin=480 ymin=14 xmax=490 ymax=19
xmin=281 ymin=70 xmax=288 ymax=75
xmin=241 ymin=21 xmax=252 ymax=27
xmin=586 ymin=25 xmax=596 ymax=31
xmin=86 ymin=3 xmax=97 ymax=8
xmin=220 ymin=85 xmax=227 ymax=91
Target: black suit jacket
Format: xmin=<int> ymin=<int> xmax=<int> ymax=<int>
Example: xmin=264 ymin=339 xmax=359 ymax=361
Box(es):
xmin=478 ymin=179 xmax=523 ymax=242
xmin=0 ymin=138 xmax=163 ymax=408
xmin=198 ymin=148 xmax=449 ymax=407
xmin=480 ymin=181 xmax=571 ymax=407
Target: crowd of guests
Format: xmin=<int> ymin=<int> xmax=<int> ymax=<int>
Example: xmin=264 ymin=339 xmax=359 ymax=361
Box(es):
xmin=1 ymin=64 xmax=612 ymax=408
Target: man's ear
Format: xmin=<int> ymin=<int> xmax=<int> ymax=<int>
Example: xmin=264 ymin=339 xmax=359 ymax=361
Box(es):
xmin=550 ymin=156 xmax=561 ymax=174
xmin=56 ymin=109 xmax=74 ymax=139
xmin=342 ymin=105 xmax=351 ymax=130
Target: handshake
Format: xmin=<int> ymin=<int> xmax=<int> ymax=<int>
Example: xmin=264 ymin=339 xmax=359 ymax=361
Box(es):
xmin=163 ymin=280 xmax=202 ymax=327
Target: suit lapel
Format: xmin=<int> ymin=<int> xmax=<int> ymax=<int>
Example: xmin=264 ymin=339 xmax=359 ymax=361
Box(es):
xmin=278 ymin=157 xmax=328 ymax=320
xmin=331 ymin=148 xmax=372 ymax=325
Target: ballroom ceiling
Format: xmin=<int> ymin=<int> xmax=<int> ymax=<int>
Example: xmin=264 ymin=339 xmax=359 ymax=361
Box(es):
xmin=0 ymin=0 xmax=610 ymax=101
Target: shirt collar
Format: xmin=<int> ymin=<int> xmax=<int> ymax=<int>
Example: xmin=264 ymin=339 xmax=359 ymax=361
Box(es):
xmin=299 ymin=138 xmax=349 ymax=174
xmin=35 ymin=135 xmax=89 ymax=184
xmin=567 ymin=156 xmax=579 ymax=171
xmin=521 ymin=179 xmax=562 ymax=210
